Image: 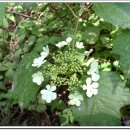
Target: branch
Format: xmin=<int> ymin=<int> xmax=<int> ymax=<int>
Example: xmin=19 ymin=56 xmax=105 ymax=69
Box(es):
xmin=44 ymin=110 xmax=51 ymax=126
xmin=65 ymin=3 xmax=79 ymax=19
xmin=5 ymin=11 xmax=31 ymax=18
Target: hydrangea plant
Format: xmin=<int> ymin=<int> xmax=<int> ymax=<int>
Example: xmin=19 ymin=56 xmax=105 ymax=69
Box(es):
xmin=32 ymin=37 xmax=100 ymax=107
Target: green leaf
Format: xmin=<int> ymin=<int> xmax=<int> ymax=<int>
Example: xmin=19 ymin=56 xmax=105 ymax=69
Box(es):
xmin=49 ymin=35 xmax=61 ymax=45
xmin=112 ymin=30 xmax=130 ymax=79
xmin=93 ymin=3 xmax=130 ymax=29
xmin=11 ymin=52 xmax=40 ymax=108
xmin=6 ymin=14 xmax=15 ymax=22
xmin=0 ymin=82 xmax=5 ymax=90
xmin=34 ymin=36 xmax=49 ymax=53
xmin=0 ymin=3 xmax=6 ymax=26
xmin=2 ymin=18 xmax=8 ymax=28
xmin=81 ymin=25 xmax=100 ymax=44
xmin=15 ymin=28 xmax=27 ymax=45
xmin=72 ymin=72 xmax=130 ymax=126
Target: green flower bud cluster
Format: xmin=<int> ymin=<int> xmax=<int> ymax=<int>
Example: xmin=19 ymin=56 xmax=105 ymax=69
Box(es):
xmin=67 ymin=74 xmax=82 ymax=91
xmin=53 ymin=49 xmax=83 ymax=74
xmin=44 ymin=49 xmax=86 ymax=90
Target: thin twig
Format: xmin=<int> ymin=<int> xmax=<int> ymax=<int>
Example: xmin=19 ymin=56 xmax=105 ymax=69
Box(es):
xmin=44 ymin=110 xmax=51 ymax=126
xmin=0 ymin=107 xmax=9 ymax=125
xmin=5 ymin=11 xmax=31 ymax=18
xmin=10 ymin=106 xmax=19 ymax=119
xmin=65 ymin=3 xmax=79 ymax=19
xmin=86 ymin=3 xmax=93 ymax=11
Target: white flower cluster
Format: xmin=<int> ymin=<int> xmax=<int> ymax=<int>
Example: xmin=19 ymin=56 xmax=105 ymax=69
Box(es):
xmin=31 ymin=37 xmax=100 ymax=107
xmin=82 ymin=59 xmax=100 ymax=97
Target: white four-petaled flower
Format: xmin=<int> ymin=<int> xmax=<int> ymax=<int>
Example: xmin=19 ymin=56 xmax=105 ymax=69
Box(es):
xmin=56 ymin=41 xmax=67 ymax=48
xmin=55 ymin=37 xmax=73 ymax=48
xmin=32 ymin=45 xmax=49 ymax=68
xmin=32 ymin=71 xmax=44 ymax=85
xmin=68 ymin=93 xmax=83 ymax=106
xmin=40 ymin=85 xmax=57 ymax=103
xmin=82 ymin=78 xmax=99 ymax=97
xmin=75 ymin=42 xmax=84 ymax=49
xmin=32 ymin=57 xmax=46 ymax=68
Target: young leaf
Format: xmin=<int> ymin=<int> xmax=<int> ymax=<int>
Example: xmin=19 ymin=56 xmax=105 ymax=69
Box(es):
xmin=71 ymin=72 xmax=130 ymax=125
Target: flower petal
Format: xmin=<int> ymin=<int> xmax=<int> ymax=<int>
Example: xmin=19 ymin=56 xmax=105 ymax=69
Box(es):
xmin=56 ymin=41 xmax=67 ymax=48
xmin=86 ymin=58 xmax=94 ymax=67
xmin=51 ymin=92 xmax=57 ymax=100
xmin=50 ymin=85 xmax=56 ymax=91
xmin=40 ymin=89 xmax=46 ymax=95
xmin=68 ymin=94 xmax=74 ymax=100
xmin=82 ymin=84 xmax=87 ymax=90
xmin=90 ymin=61 xmax=99 ymax=73
xmin=91 ymin=73 xmax=100 ymax=81
xmin=75 ymin=100 xmax=81 ymax=106
xmin=86 ymin=78 xmax=92 ymax=86
xmin=77 ymin=95 xmax=83 ymax=101
xmin=91 ymin=89 xmax=98 ymax=95
xmin=32 ymin=56 xmax=46 ymax=68
xmin=69 ymin=99 xmax=75 ymax=105
xmin=84 ymin=49 xmax=93 ymax=56
xmin=91 ymin=82 xmax=99 ymax=88
xmin=46 ymin=84 xmax=51 ymax=90
xmin=61 ymin=41 xmax=67 ymax=45
xmin=86 ymin=89 xmax=93 ymax=97
xmin=46 ymin=97 xmax=52 ymax=103
xmin=66 ymin=37 xmax=72 ymax=43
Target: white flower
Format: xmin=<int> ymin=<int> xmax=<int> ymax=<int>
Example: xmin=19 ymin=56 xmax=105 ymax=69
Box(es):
xmin=66 ymin=37 xmax=72 ymax=43
xmin=40 ymin=85 xmax=57 ymax=103
xmin=40 ymin=45 xmax=49 ymax=58
xmin=75 ymin=42 xmax=84 ymax=49
xmin=82 ymin=78 xmax=99 ymax=97
xmin=32 ymin=56 xmax=46 ymax=68
xmin=32 ymin=71 xmax=44 ymax=85
xmin=68 ymin=93 xmax=83 ymax=106
xmin=84 ymin=49 xmax=93 ymax=56
xmin=56 ymin=41 xmax=67 ymax=48
xmin=87 ymin=60 xmax=100 ymax=81
xmin=55 ymin=37 xmax=72 ymax=48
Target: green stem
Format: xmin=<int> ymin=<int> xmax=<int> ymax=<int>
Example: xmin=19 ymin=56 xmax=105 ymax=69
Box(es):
xmin=72 ymin=19 xmax=79 ymax=49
